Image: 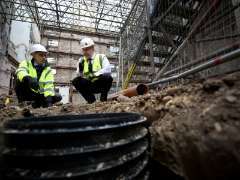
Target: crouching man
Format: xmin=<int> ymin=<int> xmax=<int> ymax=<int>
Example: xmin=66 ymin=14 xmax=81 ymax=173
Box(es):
xmin=15 ymin=44 xmax=62 ymax=108
xmin=72 ymin=38 xmax=113 ymax=104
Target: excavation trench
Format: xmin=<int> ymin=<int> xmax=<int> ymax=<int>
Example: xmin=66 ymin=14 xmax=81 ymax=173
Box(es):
xmin=0 ymin=71 xmax=240 ymax=179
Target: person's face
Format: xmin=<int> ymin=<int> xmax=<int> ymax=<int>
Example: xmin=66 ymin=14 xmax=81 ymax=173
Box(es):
xmin=82 ymin=46 xmax=94 ymax=58
xmin=32 ymin=52 xmax=47 ymax=65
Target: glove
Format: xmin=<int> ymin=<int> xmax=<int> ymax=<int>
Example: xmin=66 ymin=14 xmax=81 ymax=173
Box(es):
xmin=23 ymin=76 xmax=39 ymax=91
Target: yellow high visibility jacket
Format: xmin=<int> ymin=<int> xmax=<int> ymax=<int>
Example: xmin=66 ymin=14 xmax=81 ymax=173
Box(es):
xmin=82 ymin=54 xmax=103 ymax=81
xmin=16 ymin=60 xmax=55 ymax=97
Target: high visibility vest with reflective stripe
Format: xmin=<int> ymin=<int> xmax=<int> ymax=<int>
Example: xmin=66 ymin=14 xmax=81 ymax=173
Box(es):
xmin=16 ymin=60 xmax=55 ymax=97
xmin=82 ymin=54 xmax=102 ymax=81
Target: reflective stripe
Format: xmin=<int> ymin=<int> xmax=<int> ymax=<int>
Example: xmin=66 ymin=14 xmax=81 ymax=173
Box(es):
xmin=40 ymin=88 xmax=54 ymax=93
xmin=31 ymin=88 xmax=39 ymax=93
xmin=16 ymin=66 xmax=29 ymax=73
xmin=45 ymin=69 xmax=52 ymax=78
xmin=26 ymin=60 xmax=31 ymax=69
xmin=17 ymin=66 xmax=29 ymax=72
xmin=16 ymin=69 xmax=28 ymax=74
xmin=39 ymin=81 xmax=54 ymax=85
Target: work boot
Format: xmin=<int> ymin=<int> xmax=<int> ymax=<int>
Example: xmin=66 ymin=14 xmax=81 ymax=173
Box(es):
xmin=53 ymin=94 xmax=62 ymax=104
xmin=86 ymin=94 xmax=96 ymax=104
xmin=31 ymin=101 xmax=41 ymax=109
xmin=100 ymin=93 xmax=108 ymax=102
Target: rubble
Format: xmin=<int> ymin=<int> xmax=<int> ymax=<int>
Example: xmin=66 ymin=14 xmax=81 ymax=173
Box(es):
xmin=1 ymin=71 xmax=240 ymax=179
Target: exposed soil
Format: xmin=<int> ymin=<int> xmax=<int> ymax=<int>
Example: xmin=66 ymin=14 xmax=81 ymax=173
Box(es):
xmin=1 ymin=71 xmax=240 ymax=180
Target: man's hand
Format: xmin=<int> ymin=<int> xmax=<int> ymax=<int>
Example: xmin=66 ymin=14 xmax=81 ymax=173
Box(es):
xmin=23 ymin=76 xmax=39 ymax=90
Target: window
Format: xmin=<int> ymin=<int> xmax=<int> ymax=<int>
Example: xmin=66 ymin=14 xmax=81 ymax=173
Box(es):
xmin=48 ymin=40 xmax=59 ymax=47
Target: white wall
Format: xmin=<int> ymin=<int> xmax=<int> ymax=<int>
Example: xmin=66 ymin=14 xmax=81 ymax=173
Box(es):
xmin=10 ymin=21 xmax=31 ymax=61
xmin=57 ymin=86 xmax=70 ymax=104
xmin=10 ymin=21 xmax=41 ymax=62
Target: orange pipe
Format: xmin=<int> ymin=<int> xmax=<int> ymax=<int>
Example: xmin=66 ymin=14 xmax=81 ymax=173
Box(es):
xmin=108 ymin=84 xmax=149 ymax=100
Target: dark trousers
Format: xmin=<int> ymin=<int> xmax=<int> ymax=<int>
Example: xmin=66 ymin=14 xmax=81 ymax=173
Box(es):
xmin=15 ymin=80 xmax=61 ymax=108
xmin=72 ymin=74 xmax=113 ymax=104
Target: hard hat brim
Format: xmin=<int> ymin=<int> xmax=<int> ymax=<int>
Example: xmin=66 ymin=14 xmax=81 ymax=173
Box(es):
xmin=31 ymin=51 xmax=48 ymax=55
xmin=81 ymin=44 xmax=94 ymax=49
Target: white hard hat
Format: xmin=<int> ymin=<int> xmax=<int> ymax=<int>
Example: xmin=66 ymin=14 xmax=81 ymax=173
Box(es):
xmin=80 ymin=38 xmax=95 ymax=49
xmin=30 ymin=44 xmax=48 ymax=54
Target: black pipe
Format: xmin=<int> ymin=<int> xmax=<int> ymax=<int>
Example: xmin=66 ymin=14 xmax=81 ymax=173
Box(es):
xmin=2 ymin=113 xmax=150 ymax=180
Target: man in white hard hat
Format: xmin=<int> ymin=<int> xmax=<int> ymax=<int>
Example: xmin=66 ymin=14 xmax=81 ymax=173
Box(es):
xmin=72 ymin=37 xmax=113 ymax=103
xmin=15 ymin=44 xmax=62 ymax=108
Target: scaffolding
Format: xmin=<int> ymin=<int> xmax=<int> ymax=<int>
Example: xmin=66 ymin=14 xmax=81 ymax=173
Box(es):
xmin=1 ymin=0 xmax=240 ymax=90
xmin=120 ymin=0 xmax=240 ymax=88
xmin=0 ymin=0 xmax=134 ymax=36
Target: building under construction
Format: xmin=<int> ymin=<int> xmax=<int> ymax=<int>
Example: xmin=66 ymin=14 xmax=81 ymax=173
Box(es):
xmin=0 ymin=0 xmax=240 ymax=179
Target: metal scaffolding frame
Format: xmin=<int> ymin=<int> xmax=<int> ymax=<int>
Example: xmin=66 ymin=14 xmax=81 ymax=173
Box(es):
xmin=120 ymin=0 xmax=240 ymax=88
xmin=1 ymin=0 xmax=240 ymax=90
xmin=0 ymin=0 xmax=134 ymax=36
